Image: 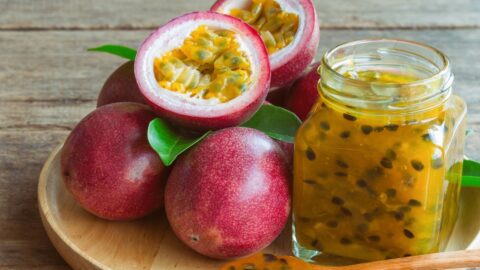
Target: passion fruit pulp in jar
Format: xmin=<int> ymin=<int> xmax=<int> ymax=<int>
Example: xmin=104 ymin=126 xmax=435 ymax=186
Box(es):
xmin=293 ymin=40 xmax=466 ymax=262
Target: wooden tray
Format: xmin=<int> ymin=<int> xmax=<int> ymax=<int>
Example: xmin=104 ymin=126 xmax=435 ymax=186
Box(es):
xmin=38 ymin=144 xmax=480 ymax=270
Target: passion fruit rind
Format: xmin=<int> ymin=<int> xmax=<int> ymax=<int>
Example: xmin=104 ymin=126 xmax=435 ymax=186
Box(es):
xmin=135 ymin=12 xmax=271 ymax=130
xmin=211 ymin=0 xmax=320 ymax=89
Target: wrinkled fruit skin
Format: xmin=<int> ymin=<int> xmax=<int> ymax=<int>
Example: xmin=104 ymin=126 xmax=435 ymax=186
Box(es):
xmin=165 ymin=127 xmax=291 ymax=259
xmin=97 ymin=61 xmax=146 ymax=107
xmin=285 ymin=62 xmax=320 ymax=121
xmin=61 ymin=102 xmax=169 ymax=220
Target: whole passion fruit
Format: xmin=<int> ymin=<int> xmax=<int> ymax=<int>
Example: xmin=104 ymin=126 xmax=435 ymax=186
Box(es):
xmin=211 ymin=0 xmax=320 ymax=89
xmin=61 ymin=102 xmax=169 ymax=220
xmin=97 ymin=61 xmax=146 ymax=107
xmin=284 ymin=61 xmax=320 ymax=121
xmin=165 ymin=127 xmax=290 ymax=259
xmin=135 ymin=12 xmax=270 ymax=130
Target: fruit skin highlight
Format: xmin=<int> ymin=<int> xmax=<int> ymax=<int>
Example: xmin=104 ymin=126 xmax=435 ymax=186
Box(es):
xmin=165 ymin=127 xmax=291 ymax=259
xmin=135 ymin=12 xmax=271 ymax=130
xmin=97 ymin=62 xmax=146 ymax=107
xmin=211 ymin=0 xmax=320 ymax=89
xmin=285 ymin=62 xmax=320 ymax=121
xmin=61 ymin=102 xmax=169 ymax=221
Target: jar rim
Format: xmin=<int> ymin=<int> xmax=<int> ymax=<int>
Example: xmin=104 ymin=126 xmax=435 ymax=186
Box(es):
xmin=319 ymin=39 xmax=453 ymax=113
xmin=321 ymin=38 xmax=451 ymax=88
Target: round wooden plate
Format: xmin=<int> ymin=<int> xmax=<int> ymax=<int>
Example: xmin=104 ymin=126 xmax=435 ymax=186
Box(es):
xmin=39 ymin=144 xmax=480 ymax=270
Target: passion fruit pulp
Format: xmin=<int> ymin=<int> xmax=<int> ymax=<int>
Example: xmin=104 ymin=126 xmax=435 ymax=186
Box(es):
xmin=211 ymin=0 xmax=320 ymax=89
xmin=135 ymin=12 xmax=271 ymax=130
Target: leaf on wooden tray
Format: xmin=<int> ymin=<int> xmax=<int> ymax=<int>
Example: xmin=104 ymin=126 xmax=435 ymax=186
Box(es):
xmin=88 ymin=44 xmax=137 ymax=60
xmin=147 ymin=118 xmax=210 ymax=166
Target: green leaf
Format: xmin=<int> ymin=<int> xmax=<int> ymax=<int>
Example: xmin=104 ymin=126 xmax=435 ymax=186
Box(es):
xmin=242 ymin=104 xmax=302 ymax=143
xmin=147 ymin=118 xmax=210 ymax=166
xmin=462 ymin=159 xmax=480 ymax=187
xmin=88 ymin=44 xmax=137 ymax=60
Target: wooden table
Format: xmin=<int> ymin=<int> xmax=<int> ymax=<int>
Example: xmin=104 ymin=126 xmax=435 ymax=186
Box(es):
xmin=0 ymin=0 xmax=479 ymax=269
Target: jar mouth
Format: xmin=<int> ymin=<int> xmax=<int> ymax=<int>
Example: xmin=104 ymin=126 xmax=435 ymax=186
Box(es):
xmin=319 ymin=39 xmax=453 ymax=112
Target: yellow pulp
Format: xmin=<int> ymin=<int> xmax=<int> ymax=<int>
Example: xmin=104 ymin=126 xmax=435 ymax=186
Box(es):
xmin=154 ymin=26 xmax=252 ymax=103
xmin=230 ymin=0 xmax=299 ymax=54
xmin=293 ymin=70 xmax=465 ymax=261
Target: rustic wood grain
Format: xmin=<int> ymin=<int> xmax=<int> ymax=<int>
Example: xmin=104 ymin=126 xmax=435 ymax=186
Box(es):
xmin=0 ymin=130 xmax=70 ymax=269
xmin=1 ymin=0 xmax=480 ymax=269
xmin=0 ymin=0 xmax=478 ymax=30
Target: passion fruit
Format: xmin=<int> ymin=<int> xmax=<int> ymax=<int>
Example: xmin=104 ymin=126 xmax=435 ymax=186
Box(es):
xmin=165 ymin=127 xmax=290 ymax=259
xmin=61 ymin=102 xmax=169 ymax=220
xmin=285 ymin=61 xmax=320 ymax=121
xmin=211 ymin=0 xmax=320 ymax=89
xmin=135 ymin=12 xmax=271 ymax=130
xmin=97 ymin=61 xmax=146 ymax=107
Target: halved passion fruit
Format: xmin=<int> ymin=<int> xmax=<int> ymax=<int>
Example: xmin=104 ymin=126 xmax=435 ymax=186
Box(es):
xmin=135 ymin=12 xmax=270 ymax=130
xmin=211 ymin=0 xmax=320 ymax=89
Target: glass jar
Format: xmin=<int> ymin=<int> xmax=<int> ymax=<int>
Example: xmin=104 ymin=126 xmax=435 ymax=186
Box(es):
xmin=292 ymin=39 xmax=467 ymax=262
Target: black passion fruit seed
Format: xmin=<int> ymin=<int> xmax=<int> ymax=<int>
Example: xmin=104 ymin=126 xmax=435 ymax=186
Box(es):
xmin=385 ymin=188 xmax=397 ymax=198
xmin=368 ymin=235 xmax=381 ymax=242
xmin=340 ymin=238 xmax=352 ymax=245
xmin=380 ymin=158 xmax=393 ymax=169
xmin=336 ymin=159 xmax=349 ymax=168
xmin=408 ymin=199 xmax=422 ymax=207
xmin=340 ymin=131 xmax=351 ymax=139
xmin=422 ymin=133 xmax=432 ymax=142
xmin=361 ymin=125 xmax=373 ymax=135
xmin=343 ymin=113 xmax=357 ymax=121
xmin=411 ymin=160 xmax=424 ymax=171
xmin=340 ymin=207 xmax=353 ymax=216
xmin=331 ymin=196 xmax=345 ymax=205
xmin=303 ymin=179 xmax=316 ymax=185
xmin=263 ymin=253 xmax=277 ymax=262
xmin=335 ymin=172 xmax=348 ymax=177
xmin=320 ymin=121 xmax=330 ymax=130
xmin=306 ymin=147 xmax=316 ymax=160
xmin=391 ymin=211 xmax=404 ymax=221
xmin=356 ymin=179 xmax=368 ymax=188
xmin=385 ymin=124 xmax=399 ymax=131
xmin=403 ymin=229 xmax=415 ymax=239
xmin=363 ymin=212 xmax=374 ymax=222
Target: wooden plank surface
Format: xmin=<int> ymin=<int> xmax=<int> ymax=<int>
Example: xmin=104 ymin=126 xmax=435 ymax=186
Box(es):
xmin=0 ymin=0 xmax=478 ymax=30
xmin=1 ymin=0 xmax=480 ymax=269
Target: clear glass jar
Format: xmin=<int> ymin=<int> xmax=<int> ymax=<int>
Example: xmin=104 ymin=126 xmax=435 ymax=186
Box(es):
xmin=292 ymin=39 xmax=467 ymax=262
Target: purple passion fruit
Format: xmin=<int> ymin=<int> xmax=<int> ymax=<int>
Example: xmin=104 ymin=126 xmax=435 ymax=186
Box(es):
xmin=135 ymin=12 xmax=271 ymax=130
xmin=97 ymin=61 xmax=146 ymax=107
xmin=61 ymin=102 xmax=169 ymax=220
xmin=165 ymin=127 xmax=291 ymax=259
xmin=285 ymin=61 xmax=320 ymax=121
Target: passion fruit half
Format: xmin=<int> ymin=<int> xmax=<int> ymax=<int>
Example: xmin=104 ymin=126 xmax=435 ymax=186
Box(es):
xmin=211 ymin=0 xmax=320 ymax=89
xmin=135 ymin=12 xmax=270 ymax=130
